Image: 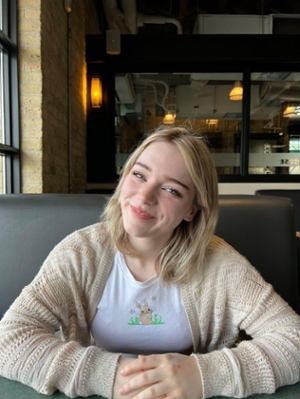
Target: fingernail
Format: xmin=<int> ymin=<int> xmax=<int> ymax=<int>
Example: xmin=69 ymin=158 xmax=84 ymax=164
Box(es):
xmin=119 ymin=387 xmax=124 ymax=395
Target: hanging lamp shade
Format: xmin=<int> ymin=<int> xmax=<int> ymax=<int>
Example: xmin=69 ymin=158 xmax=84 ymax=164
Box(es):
xmin=283 ymin=104 xmax=297 ymax=117
xmin=229 ymin=81 xmax=243 ymax=101
xmin=163 ymin=113 xmax=175 ymax=125
xmin=206 ymin=119 xmax=218 ymax=125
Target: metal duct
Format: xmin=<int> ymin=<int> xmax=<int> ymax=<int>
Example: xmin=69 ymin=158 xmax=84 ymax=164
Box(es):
xmin=121 ymin=0 xmax=137 ymax=34
xmin=260 ymin=82 xmax=300 ymax=101
xmin=102 ymin=0 xmax=130 ymax=33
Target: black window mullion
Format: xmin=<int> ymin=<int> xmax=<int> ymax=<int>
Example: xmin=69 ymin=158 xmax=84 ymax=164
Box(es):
xmin=2 ymin=48 xmax=11 ymax=147
xmin=8 ymin=0 xmax=17 ymax=44
xmin=240 ymin=71 xmax=251 ymax=176
xmin=0 ymin=30 xmax=17 ymax=50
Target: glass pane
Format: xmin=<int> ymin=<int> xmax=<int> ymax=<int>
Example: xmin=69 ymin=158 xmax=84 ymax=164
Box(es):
xmin=115 ymin=72 xmax=243 ymax=175
xmin=249 ymin=72 xmax=300 ymax=174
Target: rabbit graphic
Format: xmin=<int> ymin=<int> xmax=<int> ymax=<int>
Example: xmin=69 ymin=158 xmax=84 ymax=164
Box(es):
xmin=136 ymin=301 xmax=153 ymax=325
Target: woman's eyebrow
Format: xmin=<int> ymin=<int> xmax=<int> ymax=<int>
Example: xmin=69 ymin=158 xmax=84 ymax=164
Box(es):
xmin=135 ymin=161 xmax=150 ymax=171
xmin=135 ymin=161 xmax=190 ymax=190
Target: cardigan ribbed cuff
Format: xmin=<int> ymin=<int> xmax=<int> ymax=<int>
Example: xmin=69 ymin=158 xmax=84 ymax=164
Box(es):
xmin=191 ymin=351 xmax=236 ymax=398
xmin=82 ymin=349 xmax=121 ymax=399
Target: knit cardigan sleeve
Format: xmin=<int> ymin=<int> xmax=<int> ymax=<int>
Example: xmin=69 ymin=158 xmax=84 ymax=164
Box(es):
xmin=191 ymin=237 xmax=300 ymax=399
xmin=0 ymin=223 xmax=120 ymax=398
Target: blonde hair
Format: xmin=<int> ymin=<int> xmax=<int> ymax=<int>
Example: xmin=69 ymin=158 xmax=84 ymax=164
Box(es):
xmin=102 ymin=125 xmax=219 ymax=284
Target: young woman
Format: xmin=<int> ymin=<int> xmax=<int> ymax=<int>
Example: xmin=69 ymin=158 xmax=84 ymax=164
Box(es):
xmin=0 ymin=126 xmax=300 ymax=399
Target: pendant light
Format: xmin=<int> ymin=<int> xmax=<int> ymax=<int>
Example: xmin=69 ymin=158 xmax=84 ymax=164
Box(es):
xmin=163 ymin=113 xmax=175 ymax=125
xmin=229 ymin=81 xmax=243 ymax=101
xmin=206 ymin=119 xmax=218 ymax=125
xmin=283 ymin=104 xmax=297 ymax=118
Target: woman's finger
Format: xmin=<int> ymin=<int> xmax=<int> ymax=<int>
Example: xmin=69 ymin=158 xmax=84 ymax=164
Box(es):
xmin=121 ymin=354 xmax=159 ymax=376
xmin=120 ymin=368 xmax=161 ymax=395
xmin=120 ymin=355 xmax=182 ymax=397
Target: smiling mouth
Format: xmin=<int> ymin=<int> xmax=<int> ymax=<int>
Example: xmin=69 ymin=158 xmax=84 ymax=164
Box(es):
xmin=130 ymin=205 xmax=154 ymax=220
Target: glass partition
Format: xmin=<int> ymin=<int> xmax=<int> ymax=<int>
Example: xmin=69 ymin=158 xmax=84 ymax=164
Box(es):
xmin=115 ymin=71 xmax=300 ymax=176
xmin=115 ymin=72 xmax=243 ymax=175
xmin=249 ymin=72 xmax=300 ymax=174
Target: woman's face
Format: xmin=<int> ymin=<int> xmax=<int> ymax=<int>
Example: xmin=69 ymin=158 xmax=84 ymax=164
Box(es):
xmin=120 ymin=141 xmax=198 ymax=246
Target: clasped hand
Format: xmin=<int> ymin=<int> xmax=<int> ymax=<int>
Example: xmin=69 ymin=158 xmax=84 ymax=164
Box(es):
xmin=113 ymin=353 xmax=203 ymax=399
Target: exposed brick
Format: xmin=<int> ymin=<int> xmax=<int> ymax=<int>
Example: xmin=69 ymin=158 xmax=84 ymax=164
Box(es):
xmin=23 ymin=118 xmax=43 ymax=131
xmin=22 ymin=148 xmax=43 ymax=159
xmin=19 ymin=34 xmax=41 ymax=47
xmin=24 ymin=107 xmax=42 ymax=117
xmin=24 ymin=9 xmax=40 ymax=20
xmin=19 ymin=0 xmax=40 ymax=7
xmin=19 ymin=0 xmax=100 ymax=193
xmin=22 ymin=59 xmax=42 ymax=71
xmin=19 ymin=20 xmax=41 ymax=33
xmin=21 ymin=82 xmax=42 ymax=95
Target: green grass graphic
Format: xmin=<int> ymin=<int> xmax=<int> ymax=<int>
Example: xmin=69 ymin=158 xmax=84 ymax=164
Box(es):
xmin=128 ymin=314 xmax=164 ymax=325
xmin=128 ymin=316 xmax=140 ymax=325
xmin=153 ymin=314 xmax=164 ymax=324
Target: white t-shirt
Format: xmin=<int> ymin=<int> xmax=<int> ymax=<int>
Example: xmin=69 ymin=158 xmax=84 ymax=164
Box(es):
xmin=91 ymin=252 xmax=193 ymax=356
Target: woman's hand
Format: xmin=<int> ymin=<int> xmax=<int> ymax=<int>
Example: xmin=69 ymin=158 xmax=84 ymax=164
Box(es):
xmin=118 ymin=353 xmax=203 ymax=399
xmin=114 ymin=357 xmax=149 ymax=399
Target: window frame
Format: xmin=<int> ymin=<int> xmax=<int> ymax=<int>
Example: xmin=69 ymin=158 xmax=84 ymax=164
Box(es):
xmin=0 ymin=0 xmax=20 ymax=193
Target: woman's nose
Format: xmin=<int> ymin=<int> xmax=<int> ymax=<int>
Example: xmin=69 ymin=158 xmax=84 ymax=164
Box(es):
xmin=138 ymin=183 xmax=157 ymax=204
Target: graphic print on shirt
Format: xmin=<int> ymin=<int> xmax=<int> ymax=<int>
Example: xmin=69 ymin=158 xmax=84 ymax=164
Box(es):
xmin=128 ymin=297 xmax=164 ymax=325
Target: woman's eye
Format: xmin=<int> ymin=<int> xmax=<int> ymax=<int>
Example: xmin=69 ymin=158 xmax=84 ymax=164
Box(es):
xmin=133 ymin=171 xmax=145 ymax=180
xmin=162 ymin=187 xmax=182 ymax=197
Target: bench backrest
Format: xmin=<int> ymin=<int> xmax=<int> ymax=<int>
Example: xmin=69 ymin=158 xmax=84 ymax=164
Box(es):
xmin=0 ymin=194 xmax=298 ymax=316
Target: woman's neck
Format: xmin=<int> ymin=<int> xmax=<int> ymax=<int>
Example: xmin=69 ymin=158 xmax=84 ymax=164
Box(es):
xmin=123 ymin=254 xmax=157 ymax=282
xmin=124 ymin=236 xmax=167 ymax=282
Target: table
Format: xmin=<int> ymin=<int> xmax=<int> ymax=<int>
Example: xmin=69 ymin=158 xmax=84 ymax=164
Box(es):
xmin=1 ymin=376 xmax=300 ymax=399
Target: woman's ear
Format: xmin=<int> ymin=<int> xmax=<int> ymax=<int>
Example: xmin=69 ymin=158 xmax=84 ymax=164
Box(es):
xmin=183 ymin=204 xmax=200 ymax=222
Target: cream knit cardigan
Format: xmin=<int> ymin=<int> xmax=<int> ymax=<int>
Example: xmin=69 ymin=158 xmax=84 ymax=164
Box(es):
xmin=0 ymin=222 xmax=300 ymax=398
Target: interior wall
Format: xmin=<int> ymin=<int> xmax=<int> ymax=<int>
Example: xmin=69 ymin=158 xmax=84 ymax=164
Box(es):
xmin=18 ymin=0 xmax=100 ymax=193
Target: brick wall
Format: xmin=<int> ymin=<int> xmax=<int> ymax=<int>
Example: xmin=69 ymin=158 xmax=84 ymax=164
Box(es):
xmin=18 ymin=0 xmax=100 ymax=193
xmin=18 ymin=0 xmax=43 ymax=192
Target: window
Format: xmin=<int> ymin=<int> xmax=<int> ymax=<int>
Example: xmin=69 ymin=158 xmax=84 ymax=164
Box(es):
xmin=0 ymin=0 xmax=20 ymax=193
xmin=115 ymin=72 xmax=245 ymax=176
xmin=290 ymin=138 xmax=300 ymax=152
xmin=115 ymin=71 xmax=300 ymax=178
xmin=249 ymin=72 xmax=300 ymax=175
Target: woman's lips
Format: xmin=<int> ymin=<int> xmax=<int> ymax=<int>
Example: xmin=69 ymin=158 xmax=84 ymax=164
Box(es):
xmin=130 ymin=205 xmax=154 ymax=220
